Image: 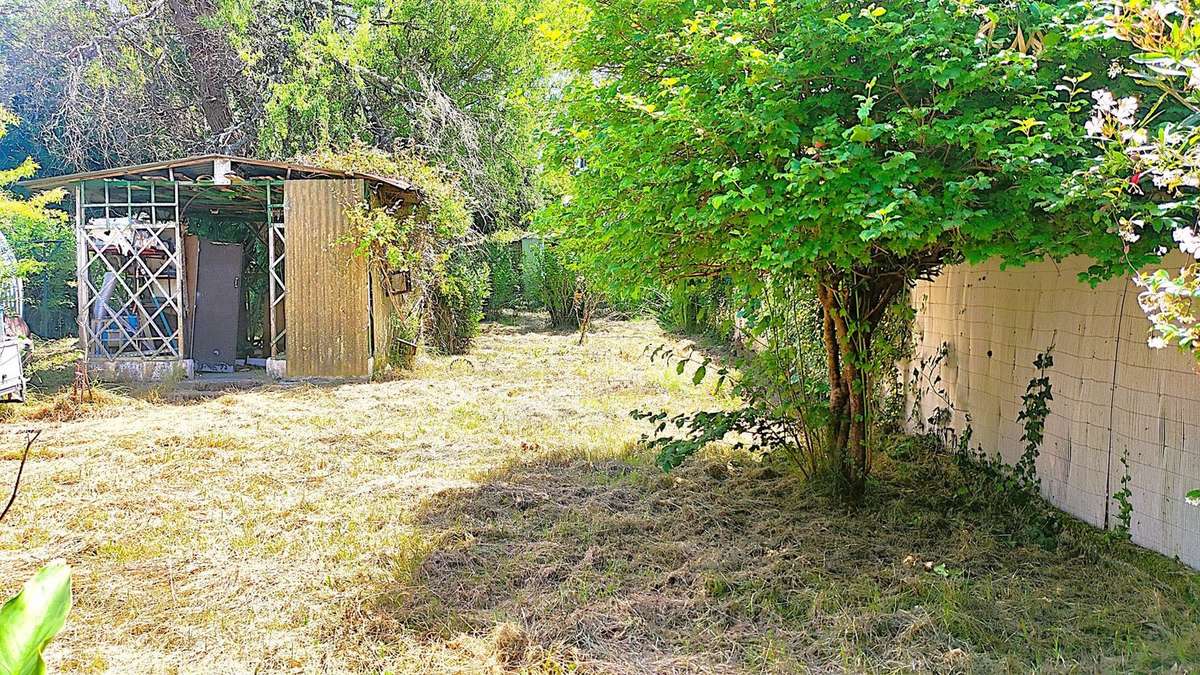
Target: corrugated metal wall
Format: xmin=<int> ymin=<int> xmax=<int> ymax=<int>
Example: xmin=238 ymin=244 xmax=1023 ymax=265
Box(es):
xmin=370 ymin=266 xmax=392 ymax=368
xmin=283 ymin=179 xmax=371 ymax=378
xmin=907 ymin=253 xmax=1200 ymax=568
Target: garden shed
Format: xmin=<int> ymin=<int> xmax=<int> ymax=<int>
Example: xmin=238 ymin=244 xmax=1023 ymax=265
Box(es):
xmin=23 ymin=155 xmax=420 ymax=381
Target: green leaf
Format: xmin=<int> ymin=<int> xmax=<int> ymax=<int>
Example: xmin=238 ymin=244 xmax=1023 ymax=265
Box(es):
xmin=0 ymin=560 xmax=72 ymax=675
xmin=1187 ymin=489 xmax=1200 ymax=506
xmin=676 ymin=360 xmax=687 ymax=375
xmin=849 ymin=125 xmax=874 ymax=143
xmin=692 ymin=365 xmax=706 ymax=385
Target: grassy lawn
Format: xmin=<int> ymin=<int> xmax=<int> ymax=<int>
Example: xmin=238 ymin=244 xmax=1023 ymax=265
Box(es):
xmin=0 ymin=315 xmax=1197 ymax=673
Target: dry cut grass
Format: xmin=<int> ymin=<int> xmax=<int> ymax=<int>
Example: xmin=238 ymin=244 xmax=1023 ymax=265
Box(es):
xmin=0 ymin=337 xmax=133 ymax=424
xmin=0 ymin=314 xmax=1197 ymax=674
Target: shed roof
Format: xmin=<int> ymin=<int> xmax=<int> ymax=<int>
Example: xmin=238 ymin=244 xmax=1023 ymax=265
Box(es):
xmin=19 ymin=154 xmax=417 ymax=192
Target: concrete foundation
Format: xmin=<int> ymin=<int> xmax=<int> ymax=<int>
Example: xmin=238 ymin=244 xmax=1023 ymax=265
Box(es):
xmin=89 ymin=358 xmax=194 ymax=383
xmin=265 ymin=358 xmax=287 ymax=380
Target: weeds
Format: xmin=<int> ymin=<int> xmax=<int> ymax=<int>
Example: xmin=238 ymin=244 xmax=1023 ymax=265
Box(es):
xmin=1014 ymin=349 xmax=1054 ymax=491
xmin=1112 ymin=447 xmax=1134 ymax=541
xmin=948 ymin=349 xmax=1063 ymax=550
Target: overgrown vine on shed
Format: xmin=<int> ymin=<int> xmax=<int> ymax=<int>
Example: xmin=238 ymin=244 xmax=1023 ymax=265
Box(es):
xmin=301 ymin=144 xmax=486 ymax=357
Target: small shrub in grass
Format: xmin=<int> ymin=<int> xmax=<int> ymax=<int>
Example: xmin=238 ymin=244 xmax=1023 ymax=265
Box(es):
xmin=650 ymin=279 xmax=735 ymax=338
xmin=527 ymin=242 xmax=577 ymax=328
xmin=526 ymin=241 xmax=601 ymax=332
xmin=428 ymin=249 xmax=491 ymax=355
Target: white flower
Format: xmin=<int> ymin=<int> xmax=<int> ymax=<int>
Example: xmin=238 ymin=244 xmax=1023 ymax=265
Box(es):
xmin=1174 ymin=226 xmax=1200 ymax=259
xmin=1157 ymin=246 xmax=1170 ymax=255
xmin=1151 ymin=1 xmax=1180 ymax=18
xmin=1148 ymin=336 xmax=1168 ymax=349
xmin=1122 ymin=128 xmax=1148 ymax=146
xmin=1115 ymin=97 xmax=1138 ymax=124
xmin=1092 ymin=88 xmax=1116 ymax=111
xmin=1153 ymin=168 xmax=1182 ymax=188
xmin=1085 ymin=114 xmax=1107 ymax=137
xmin=1120 ymin=217 xmax=1143 ymax=243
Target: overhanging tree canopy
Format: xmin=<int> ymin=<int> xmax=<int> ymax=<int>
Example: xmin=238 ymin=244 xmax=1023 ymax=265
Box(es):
xmin=542 ymin=0 xmax=1157 ymax=499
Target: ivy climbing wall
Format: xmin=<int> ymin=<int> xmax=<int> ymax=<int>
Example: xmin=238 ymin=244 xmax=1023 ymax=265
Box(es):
xmin=907 ymin=252 xmax=1200 ymax=569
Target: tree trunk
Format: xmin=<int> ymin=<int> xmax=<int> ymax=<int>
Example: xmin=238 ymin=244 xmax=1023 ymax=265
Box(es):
xmin=817 ymin=271 xmax=905 ymax=504
xmin=166 ymin=0 xmax=238 ymax=146
xmin=817 ymin=283 xmax=849 ymax=484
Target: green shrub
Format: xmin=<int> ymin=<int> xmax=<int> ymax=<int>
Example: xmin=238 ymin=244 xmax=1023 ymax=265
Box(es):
xmin=651 ymin=279 xmax=738 ymax=339
xmin=528 ymin=242 xmax=580 ymax=329
xmin=429 ymin=248 xmax=491 ymax=354
xmin=484 ymin=230 xmax=523 ymax=318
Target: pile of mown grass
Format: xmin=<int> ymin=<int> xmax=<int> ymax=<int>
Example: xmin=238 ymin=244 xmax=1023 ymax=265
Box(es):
xmin=0 ymin=338 xmax=133 ymax=423
xmin=384 ymin=442 xmax=1200 ymax=673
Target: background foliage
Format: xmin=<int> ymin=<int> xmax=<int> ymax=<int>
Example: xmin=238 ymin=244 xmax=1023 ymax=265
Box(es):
xmin=0 ymin=0 xmax=576 ymax=341
xmin=0 ymin=109 xmax=69 ymax=330
xmin=0 ymin=0 xmax=569 ymax=228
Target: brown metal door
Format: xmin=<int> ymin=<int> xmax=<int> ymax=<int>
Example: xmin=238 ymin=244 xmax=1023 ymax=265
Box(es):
xmin=283 ymin=180 xmax=371 ymax=377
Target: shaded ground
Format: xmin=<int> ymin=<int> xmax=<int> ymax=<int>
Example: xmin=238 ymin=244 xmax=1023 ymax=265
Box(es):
xmin=23 ymin=337 xmax=81 ymax=394
xmin=0 ymin=315 xmax=1196 ymax=673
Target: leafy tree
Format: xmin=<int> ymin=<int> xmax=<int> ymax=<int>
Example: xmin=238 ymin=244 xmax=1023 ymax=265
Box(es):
xmin=542 ymin=0 xmax=1142 ymax=500
xmin=0 ymin=0 xmax=256 ymax=168
xmin=0 ymin=0 xmax=570 ymax=228
xmin=254 ymin=0 xmax=566 ymax=225
xmin=0 ymin=109 xmax=68 ymax=322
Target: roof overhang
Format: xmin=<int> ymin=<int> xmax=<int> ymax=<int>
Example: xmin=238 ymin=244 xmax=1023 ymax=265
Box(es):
xmin=19 ymin=154 xmax=418 ymax=193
